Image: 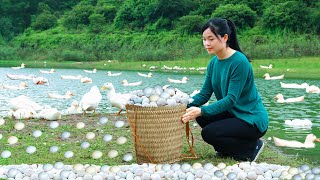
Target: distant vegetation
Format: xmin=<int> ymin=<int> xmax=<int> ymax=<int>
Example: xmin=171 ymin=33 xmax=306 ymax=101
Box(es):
xmin=0 ymin=0 xmax=319 ymax=62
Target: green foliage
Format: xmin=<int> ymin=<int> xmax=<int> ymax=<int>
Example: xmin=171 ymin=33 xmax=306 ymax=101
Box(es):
xmin=62 ymin=2 xmax=95 ymax=29
xmin=95 ymin=4 xmax=117 ymax=23
xmin=1 ymin=0 xmax=320 ymax=63
xmin=262 ymin=1 xmax=308 ymax=32
xmin=89 ymin=13 xmax=106 ymax=33
xmin=148 ymin=0 xmax=195 ymax=21
xmin=189 ymin=0 xmax=219 ymax=16
xmin=223 ymin=0 xmax=264 ymax=15
xmin=308 ymin=2 xmax=320 ymax=33
xmin=212 ymin=4 xmax=257 ymax=29
xmin=152 ymin=17 xmax=172 ymax=30
xmin=114 ymin=0 xmax=151 ymax=30
xmin=0 ymin=17 xmax=14 ymax=39
xmin=31 ymin=12 xmax=57 ymax=31
xmin=176 ymin=15 xmax=205 ymax=35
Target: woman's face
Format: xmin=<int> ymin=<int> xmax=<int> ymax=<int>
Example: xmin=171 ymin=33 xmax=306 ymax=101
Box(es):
xmin=202 ymin=28 xmax=227 ymax=55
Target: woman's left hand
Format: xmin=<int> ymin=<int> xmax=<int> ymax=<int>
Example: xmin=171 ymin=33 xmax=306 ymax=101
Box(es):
xmin=182 ymin=107 xmax=201 ymax=123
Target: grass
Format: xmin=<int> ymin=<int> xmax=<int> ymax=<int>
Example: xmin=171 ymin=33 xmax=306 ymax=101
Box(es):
xmin=0 ymin=113 xmax=313 ymax=167
xmin=1 ymin=56 xmax=319 ymax=79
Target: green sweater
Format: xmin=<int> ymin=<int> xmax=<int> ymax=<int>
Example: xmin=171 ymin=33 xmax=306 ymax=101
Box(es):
xmin=189 ymin=51 xmax=268 ymax=132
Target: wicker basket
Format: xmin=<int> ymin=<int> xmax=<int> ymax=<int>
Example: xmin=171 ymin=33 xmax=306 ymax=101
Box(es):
xmin=126 ymin=104 xmax=191 ymax=164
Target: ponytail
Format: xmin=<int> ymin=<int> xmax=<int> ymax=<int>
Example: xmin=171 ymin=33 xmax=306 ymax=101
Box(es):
xmin=226 ymin=19 xmax=242 ymax=54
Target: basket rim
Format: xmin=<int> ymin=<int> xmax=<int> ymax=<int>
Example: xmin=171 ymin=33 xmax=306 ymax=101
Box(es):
xmin=125 ymin=104 xmax=187 ymax=110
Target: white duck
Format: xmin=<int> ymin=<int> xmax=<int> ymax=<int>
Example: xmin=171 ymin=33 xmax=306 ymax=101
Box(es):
xmin=284 ymin=119 xmax=312 ymax=128
xmin=83 ymin=69 xmax=97 ymax=73
xmin=61 ymin=75 xmax=83 ymax=80
xmin=280 ymin=82 xmax=309 ymax=89
xmin=2 ymin=82 xmax=28 ymax=90
xmin=12 ymin=63 xmax=25 ymax=69
xmin=65 ymin=100 xmax=82 ymax=115
xmin=33 ymin=77 xmax=49 ymax=85
xmin=9 ymin=107 xmax=37 ymax=120
xmin=40 ymin=69 xmax=55 ymax=74
xmin=8 ymin=95 xmax=43 ymax=111
xmin=260 ymin=64 xmax=273 ymax=69
xmin=107 ymin=71 xmax=122 ymax=76
xmin=6 ymin=74 xmax=36 ymax=80
xmin=38 ymin=107 xmax=61 ymax=121
xmin=274 ymin=93 xmax=304 ymax=103
xmin=48 ymin=91 xmax=74 ymax=99
xmin=264 ymin=73 xmax=284 ymax=80
xmin=306 ymin=85 xmax=320 ymax=93
xmin=122 ymin=79 xmax=142 ymax=86
xmin=168 ymin=76 xmax=189 ymax=83
xmin=80 ymin=77 xmax=93 ymax=84
xmin=101 ymin=82 xmax=132 ymax=115
xmin=190 ymin=89 xmax=200 ymax=97
xmin=137 ymin=72 xmax=153 ymax=77
xmin=79 ymin=86 xmax=102 ymax=114
xmin=273 ymin=134 xmax=320 ymax=148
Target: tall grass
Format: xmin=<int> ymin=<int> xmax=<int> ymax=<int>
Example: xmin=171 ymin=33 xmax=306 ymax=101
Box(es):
xmin=1 ymin=28 xmax=319 ymax=62
xmin=1 ymin=56 xmax=319 ymax=80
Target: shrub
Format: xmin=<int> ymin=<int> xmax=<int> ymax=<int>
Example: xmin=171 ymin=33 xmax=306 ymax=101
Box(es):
xmin=262 ymin=1 xmax=308 ymax=32
xmin=31 ymin=12 xmax=57 ymax=31
xmin=176 ymin=15 xmax=205 ymax=35
xmin=212 ymin=4 xmax=257 ymax=29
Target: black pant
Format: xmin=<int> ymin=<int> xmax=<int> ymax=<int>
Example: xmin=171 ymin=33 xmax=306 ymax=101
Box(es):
xmin=196 ymin=111 xmax=266 ymax=161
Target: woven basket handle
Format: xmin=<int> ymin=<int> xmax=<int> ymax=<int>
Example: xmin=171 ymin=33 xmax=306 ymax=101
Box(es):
xmin=181 ymin=121 xmax=198 ymax=160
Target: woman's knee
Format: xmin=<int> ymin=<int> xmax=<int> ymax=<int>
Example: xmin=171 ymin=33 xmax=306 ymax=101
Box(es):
xmin=201 ymin=126 xmax=218 ymax=143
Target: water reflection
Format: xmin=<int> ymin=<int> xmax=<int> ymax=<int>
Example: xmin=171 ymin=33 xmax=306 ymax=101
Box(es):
xmin=0 ymin=67 xmax=319 ymax=162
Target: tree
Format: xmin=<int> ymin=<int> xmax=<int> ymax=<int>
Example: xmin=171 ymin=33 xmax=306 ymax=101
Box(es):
xmin=89 ymin=13 xmax=106 ymax=33
xmin=31 ymin=11 xmax=57 ymax=31
xmin=114 ymin=0 xmax=151 ymax=30
xmin=212 ymin=4 xmax=257 ymax=29
xmin=262 ymin=1 xmax=308 ymax=32
xmin=176 ymin=15 xmax=205 ymax=35
xmin=222 ymin=0 xmax=264 ymax=15
xmin=62 ymin=2 xmax=95 ymax=29
xmin=189 ymin=0 xmax=219 ymax=16
xmin=0 ymin=17 xmax=14 ymax=39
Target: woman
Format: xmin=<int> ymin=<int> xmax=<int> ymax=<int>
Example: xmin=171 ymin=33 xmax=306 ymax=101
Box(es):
xmin=182 ymin=18 xmax=268 ymax=161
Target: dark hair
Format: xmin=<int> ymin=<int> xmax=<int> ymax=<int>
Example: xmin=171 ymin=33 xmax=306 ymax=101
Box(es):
xmin=202 ymin=18 xmax=245 ymax=56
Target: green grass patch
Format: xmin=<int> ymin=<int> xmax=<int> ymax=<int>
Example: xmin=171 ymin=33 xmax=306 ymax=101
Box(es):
xmin=1 ymin=56 xmax=320 ymax=79
xmin=0 ymin=114 xmax=313 ymax=167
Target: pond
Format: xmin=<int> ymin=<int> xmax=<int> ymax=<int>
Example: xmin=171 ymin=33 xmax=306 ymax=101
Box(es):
xmin=1 ymin=67 xmax=319 ymax=162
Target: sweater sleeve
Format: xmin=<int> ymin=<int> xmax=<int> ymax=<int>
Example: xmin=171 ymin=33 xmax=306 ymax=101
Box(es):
xmin=200 ymin=61 xmax=249 ymax=117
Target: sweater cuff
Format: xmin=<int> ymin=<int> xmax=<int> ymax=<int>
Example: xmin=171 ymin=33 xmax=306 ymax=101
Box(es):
xmin=200 ymin=106 xmax=208 ymax=117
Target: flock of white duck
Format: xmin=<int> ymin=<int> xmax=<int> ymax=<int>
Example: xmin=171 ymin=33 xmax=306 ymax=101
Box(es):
xmin=260 ymin=64 xmax=320 ymax=148
xmin=1 ymin=64 xmax=195 ymax=122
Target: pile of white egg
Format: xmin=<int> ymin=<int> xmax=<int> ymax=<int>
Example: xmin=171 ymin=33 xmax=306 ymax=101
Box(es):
xmin=127 ymin=85 xmax=193 ymax=107
xmin=0 ymin=162 xmax=319 ymax=180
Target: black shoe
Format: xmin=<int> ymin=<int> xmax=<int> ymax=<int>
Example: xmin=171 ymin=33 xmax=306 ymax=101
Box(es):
xmin=251 ymin=139 xmax=264 ymax=161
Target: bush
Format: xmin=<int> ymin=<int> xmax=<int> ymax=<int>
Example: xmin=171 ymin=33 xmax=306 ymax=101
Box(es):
xmin=176 ymin=15 xmax=205 ymax=35
xmin=62 ymin=3 xmax=94 ymax=29
xmin=262 ymin=1 xmax=308 ymax=32
xmin=212 ymin=4 xmax=257 ymax=29
xmin=31 ymin=12 xmax=57 ymax=31
xmin=89 ymin=13 xmax=106 ymax=33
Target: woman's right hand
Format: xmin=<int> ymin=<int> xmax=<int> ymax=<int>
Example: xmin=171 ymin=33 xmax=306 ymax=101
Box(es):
xmin=182 ymin=107 xmax=201 ymax=123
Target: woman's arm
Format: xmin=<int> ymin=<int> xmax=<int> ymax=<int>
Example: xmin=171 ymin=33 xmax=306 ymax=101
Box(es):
xmin=200 ymin=61 xmax=249 ymax=117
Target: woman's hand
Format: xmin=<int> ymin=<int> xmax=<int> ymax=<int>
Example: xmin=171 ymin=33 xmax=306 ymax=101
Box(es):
xmin=182 ymin=107 xmax=201 ymax=123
